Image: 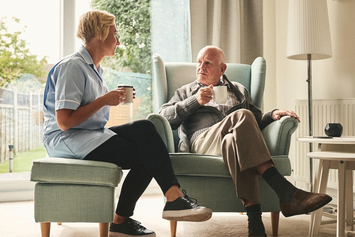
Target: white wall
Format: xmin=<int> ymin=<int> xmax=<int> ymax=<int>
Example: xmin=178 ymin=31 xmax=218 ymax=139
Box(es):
xmin=263 ymin=0 xmax=355 ymax=188
xmin=264 ymin=0 xmax=355 ymax=112
xmin=263 ymin=0 xmax=277 ymax=112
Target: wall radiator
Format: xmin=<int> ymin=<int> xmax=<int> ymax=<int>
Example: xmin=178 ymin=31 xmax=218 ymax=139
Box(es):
xmin=293 ymin=99 xmax=355 ymax=190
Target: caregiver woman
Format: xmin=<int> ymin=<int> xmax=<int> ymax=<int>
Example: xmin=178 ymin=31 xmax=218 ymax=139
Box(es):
xmin=42 ymin=10 xmax=212 ymax=237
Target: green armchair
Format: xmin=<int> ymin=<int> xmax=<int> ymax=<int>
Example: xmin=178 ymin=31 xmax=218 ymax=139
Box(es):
xmin=147 ymin=54 xmax=299 ymax=237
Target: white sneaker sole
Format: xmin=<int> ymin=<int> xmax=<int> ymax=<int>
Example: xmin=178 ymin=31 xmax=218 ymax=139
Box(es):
xmin=162 ymin=207 xmax=212 ymax=222
xmin=109 ymin=231 xmax=156 ymax=237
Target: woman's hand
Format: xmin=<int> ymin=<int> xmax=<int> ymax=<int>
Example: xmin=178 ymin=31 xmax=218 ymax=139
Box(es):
xmin=103 ymin=87 xmax=136 ymax=105
xmin=102 ymin=87 xmax=127 ymax=106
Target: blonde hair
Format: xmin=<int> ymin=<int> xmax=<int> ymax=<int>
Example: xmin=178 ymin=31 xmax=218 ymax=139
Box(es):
xmin=76 ymin=10 xmax=116 ymax=43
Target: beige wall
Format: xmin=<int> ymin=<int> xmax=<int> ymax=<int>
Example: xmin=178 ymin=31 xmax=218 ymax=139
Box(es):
xmin=263 ymin=0 xmax=355 ymax=112
xmin=263 ymin=0 xmax=277 ymax=112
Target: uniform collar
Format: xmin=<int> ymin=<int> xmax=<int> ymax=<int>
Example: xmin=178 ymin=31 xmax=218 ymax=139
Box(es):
xmin=77 ymin=45 xmax=103 ymax=74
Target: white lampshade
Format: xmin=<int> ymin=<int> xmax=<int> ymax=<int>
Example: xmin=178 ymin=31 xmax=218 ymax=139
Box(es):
xmin=287 ymin=0 xmax=332 ymax=60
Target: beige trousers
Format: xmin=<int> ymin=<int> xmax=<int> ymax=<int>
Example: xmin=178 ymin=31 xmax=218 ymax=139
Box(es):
xmin=191 ymin=109 xmax=272 ymax=203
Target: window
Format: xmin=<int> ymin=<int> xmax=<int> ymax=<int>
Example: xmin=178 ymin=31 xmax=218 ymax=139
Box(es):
xmin=91 ymin=0 xmax=153 ymax=125
xmin=0 ymin=0 xmax=93 ymax=173
xmin=0 ymin=0 xmax=191 ymax=175
xmin=151 ymin=0 xmax=191 ymax=62
xmin=0 ymin=0 xmax=61 ymax=173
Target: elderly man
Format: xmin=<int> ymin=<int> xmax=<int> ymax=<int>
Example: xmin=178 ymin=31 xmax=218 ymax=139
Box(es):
xmin=159 ymin=46 xmax=331 ymax=236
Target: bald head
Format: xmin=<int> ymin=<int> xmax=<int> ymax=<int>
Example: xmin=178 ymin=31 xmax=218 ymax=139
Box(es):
xmin=197 ymin=46 xmax=225 ymax=64
xmin=196 ymin=46 xmax=227 ymax=85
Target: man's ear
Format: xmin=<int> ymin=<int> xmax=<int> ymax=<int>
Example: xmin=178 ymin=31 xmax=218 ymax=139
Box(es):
xmin=220 ymin=63 xmax=227 ymax=75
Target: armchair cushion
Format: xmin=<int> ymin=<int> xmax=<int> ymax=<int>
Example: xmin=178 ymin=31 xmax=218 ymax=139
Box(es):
xmin=170 ymin=153 xmax=291 ymax=178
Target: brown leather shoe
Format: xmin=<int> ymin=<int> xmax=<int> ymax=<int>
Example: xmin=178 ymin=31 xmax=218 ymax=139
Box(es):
xmin=280 ymin=189 xmax=332 ymax=217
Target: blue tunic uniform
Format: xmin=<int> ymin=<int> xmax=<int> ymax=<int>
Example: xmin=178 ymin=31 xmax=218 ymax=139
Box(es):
xmin=43 ymin=45 xmax=116 ymax=158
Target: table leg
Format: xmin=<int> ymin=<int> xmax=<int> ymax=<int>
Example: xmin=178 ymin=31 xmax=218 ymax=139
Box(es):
xmin=346 ymin=169 xmax=353 ymax=230
xmin=309 ymin=159 xmax=324 ymax=236
xmin=337 ymin=161 xmax=346 ymax=237
xmin=311 ymin=160 xmax=331 ymax=237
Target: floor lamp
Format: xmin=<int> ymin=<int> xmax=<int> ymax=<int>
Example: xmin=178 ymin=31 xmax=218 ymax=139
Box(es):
xmin=287 ymin=0 xmax=332 ymax=191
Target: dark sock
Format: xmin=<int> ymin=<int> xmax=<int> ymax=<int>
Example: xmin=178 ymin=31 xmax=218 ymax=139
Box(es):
xmin=262 ymin=166 xmax=297 ymax=203
xmin=245 ymin=204 xmax=265 ymax=236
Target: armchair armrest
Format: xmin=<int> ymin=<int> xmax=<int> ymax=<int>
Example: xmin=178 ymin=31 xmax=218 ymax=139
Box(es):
xmin=262 ymin=116 xmax=299 ymax=156
xmin=146 ymin=113 xmax=175 ymax=153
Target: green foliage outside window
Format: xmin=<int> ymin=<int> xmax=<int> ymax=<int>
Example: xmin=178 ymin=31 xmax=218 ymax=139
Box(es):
xmin=90 ymin=0 xmax=151 ymax=75
xmin=0 ymin=17 xmax=47 ymax=88
xmin=91 ymin=0 xmax=153 ymax=120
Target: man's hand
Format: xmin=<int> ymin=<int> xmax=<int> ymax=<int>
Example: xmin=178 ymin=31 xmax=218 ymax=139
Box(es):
xmin=272 ymin=109 xmax=300 ymax=122
xmin=195 ymin=85 xmax=213 ymax=105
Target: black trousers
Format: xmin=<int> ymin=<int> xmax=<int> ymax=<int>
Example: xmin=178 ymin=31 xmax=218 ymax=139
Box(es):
xmin=84 ymin=120 xmax=179 ymax=217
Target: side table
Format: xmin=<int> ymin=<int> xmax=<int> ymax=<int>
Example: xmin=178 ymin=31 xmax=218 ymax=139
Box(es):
xmin=297 ymin=136 xmax=355 ymax=237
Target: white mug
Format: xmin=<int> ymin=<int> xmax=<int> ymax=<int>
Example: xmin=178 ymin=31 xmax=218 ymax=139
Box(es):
xmin=119 ymin=85 xmax=133 ymax=104
xmin=212 ymin=86 xmax=228 ymax=104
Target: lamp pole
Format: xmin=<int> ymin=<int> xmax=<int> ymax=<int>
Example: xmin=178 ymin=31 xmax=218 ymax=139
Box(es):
xmin=307 ymin=54 xmax=313 ymax=191
xmin=287 ymin=0 xmax=332 ymax=193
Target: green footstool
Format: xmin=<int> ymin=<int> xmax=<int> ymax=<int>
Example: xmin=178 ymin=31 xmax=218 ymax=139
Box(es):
xmin=30 ymin=157 xmax=123 ymax=237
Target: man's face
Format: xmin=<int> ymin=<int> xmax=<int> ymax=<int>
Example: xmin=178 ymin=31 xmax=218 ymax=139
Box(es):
xmin=196 ymin=48 xmax=225 ymax=86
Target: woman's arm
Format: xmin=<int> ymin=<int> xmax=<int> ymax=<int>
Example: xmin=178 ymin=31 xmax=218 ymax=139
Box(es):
xmin=56 ymin=88 xmax=125 ymax=131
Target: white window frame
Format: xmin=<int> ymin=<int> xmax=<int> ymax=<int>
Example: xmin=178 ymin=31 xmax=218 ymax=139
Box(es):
xmin=0 ymin=0 xmax=77 ymax=202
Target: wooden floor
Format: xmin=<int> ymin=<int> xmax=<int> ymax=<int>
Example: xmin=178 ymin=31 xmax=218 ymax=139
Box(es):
xmin=0 ymin=193 xmax=336 ymax=237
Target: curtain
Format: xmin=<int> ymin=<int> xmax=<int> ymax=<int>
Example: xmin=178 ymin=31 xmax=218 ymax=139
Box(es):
xmin=151 ymin=0 xmax=192 ymax=62
xmin=190 ymin=0 xmax=263 ymax=64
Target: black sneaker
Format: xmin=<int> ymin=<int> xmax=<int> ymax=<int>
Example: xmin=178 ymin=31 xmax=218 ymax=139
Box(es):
xmin=162 ymin=190 xmax=212 ymax=222
xmin=109 ymin=218 xmax=156 ymax=237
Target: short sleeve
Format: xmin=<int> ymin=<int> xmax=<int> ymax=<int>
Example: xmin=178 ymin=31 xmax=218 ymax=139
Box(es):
xmin=54 ymin=61 xmax=86 ymax=111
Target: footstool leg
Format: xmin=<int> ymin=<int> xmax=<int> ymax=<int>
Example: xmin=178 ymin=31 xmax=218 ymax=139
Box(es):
xmin=40 ymin=222 xmax=51 ymax=237
xmin=100 ymin=223 xmax=109 ymax=237
xmin=170 ymin=220 xmax=177 ymax=237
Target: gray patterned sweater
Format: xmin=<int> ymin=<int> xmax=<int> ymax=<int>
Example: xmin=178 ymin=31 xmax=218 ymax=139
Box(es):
xmin=159 ymin=75 xmax=275 ymax=151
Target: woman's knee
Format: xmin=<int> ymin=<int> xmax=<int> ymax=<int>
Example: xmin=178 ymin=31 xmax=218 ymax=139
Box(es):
xmin=130 ymin=119 xmax=156 ymax=133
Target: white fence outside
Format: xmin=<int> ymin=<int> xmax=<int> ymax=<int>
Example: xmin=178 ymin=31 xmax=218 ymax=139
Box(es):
xmin=0 ymin=88 xmax=43 ymax=163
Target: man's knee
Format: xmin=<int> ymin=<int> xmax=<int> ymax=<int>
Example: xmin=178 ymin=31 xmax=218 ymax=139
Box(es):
xmin=231 ymin=109 xmax=255 ymax=121
xmin=221 ymin=133 xmax=234 ymax=148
